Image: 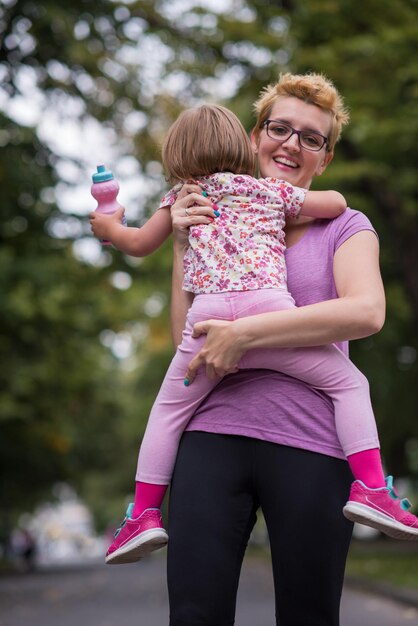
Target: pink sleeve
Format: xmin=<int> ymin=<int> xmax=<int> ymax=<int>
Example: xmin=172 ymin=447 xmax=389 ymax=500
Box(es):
xmin=283 ymin=184 xmax=307 ymax=218
xmin=264 ymin=178 xmax=307 ymax=218
xmin=158 ymin=183 xmax=182 ymax=210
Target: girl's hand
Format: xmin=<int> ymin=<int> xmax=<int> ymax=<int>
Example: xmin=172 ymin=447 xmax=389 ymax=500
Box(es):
xmin=89 ymin=206 xmax=125 ymax=240
xmin=171 ymin=183 xmax=218 ymax=247
xmin=184 ymin=319 xmax=244 ymax=384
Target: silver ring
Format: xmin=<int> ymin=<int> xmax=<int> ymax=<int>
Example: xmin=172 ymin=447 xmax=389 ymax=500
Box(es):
xmin=185 ymin=208 xmax=190 ymax=216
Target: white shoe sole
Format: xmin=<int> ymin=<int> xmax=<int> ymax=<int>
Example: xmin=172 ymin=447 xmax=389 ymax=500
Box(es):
xmin=343 ymin=502 xmax=418 ymax=540
xmin=105 ymin=528 xmax=168 ymax=565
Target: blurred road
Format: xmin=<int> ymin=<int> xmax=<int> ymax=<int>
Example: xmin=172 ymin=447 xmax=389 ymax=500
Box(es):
xmin=0 ymin=552 xmax=417 ymax=626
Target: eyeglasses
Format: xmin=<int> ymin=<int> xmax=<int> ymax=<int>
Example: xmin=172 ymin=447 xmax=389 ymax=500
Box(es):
xmin=263 ymin=120 xmax=328 ymax=152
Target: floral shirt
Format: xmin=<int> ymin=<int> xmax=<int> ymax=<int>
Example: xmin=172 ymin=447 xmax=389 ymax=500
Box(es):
xmin=159 ymin=172 xmax=307 ymax=294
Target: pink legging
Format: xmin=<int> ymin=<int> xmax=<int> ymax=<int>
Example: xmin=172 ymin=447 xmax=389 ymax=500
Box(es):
xmin=136 ymin=288 xmax=379 ymax=484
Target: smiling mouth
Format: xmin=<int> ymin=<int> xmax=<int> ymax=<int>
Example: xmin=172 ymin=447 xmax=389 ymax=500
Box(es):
xmin=273 ymin=156 xmax=298 ymax=169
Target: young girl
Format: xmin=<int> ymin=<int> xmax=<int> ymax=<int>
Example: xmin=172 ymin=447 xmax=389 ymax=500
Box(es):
xmin=90 ymin=104 xmax=418 ymax=564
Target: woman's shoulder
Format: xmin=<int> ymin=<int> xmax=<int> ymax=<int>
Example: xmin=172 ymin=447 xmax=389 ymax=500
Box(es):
xmin=334 ymin=207 xmax=374 ymax=228
xmin=332 ymin=207 xmax=376 ymax=246
xmin=315 ymin=207 xmax=373 ymax=227
xmin=312 ymin=207 xmax=376 ymax=248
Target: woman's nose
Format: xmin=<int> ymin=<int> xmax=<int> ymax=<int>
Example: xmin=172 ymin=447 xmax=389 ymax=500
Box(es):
xmin=281 ymin=132 xmax=300 ymax=151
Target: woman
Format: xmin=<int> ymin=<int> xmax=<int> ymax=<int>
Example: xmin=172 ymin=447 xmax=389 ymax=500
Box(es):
xmin=166 ymin=73 xmax=386 ymax=626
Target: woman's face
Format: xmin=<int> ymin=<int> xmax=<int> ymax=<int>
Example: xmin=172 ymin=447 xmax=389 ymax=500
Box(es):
xmin=252 ymin=96 xmax=334 ymax=189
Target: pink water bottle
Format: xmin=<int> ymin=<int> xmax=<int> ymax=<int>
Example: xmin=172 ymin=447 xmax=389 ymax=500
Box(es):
xmin=91 ymin=164 xmax=126 ymax=245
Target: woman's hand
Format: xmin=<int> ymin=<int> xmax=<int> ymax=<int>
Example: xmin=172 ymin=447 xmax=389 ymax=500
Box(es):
xmin=184 ymin=319 xmax=245 ymax=384
xmin=171 ymin=183 xmax=218 ymax=247
xmin=89 ymin=206 xmax=125 ymax=240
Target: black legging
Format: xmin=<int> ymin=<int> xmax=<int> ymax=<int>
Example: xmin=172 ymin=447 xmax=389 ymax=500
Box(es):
xmin=167 ymin=432 xmax=353 ymax=626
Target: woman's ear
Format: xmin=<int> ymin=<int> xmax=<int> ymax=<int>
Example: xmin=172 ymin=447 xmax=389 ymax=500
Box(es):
xmin=315 ymin=150 xmax=334 ymax=176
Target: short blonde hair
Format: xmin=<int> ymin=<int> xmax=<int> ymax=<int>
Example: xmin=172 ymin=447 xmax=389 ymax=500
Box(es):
xmin=253 ymin=72 xmax=350 ymax=152
xmin=162 ymin=104 xmax=256 ymax=183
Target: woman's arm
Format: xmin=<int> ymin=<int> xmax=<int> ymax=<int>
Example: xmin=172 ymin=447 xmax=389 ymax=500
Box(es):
xmin=185 ymin=230 xmax=386 ymax=381
xmin=90 ymin=207 xmax=172 ymax=257
xmin=171 ymin=239 xmax=194 ymax=347
xmin=169 ymin=183 xmax=217 ymax=347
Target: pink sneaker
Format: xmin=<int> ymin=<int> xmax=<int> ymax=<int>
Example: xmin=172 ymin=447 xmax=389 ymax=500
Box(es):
xmin=343 ymin=476 xmax=418 ymax=540
xmin=105 ymin=505 xmax=168 ymax=565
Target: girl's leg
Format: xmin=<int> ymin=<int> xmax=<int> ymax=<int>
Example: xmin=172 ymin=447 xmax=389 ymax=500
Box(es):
xmin=238 ymin=291 xmax=418 ymax=539
xmin=233 ymin=290 xmax=381 ymax=461
xmin=106 ymin=323 xmax=217 ymax=564
xmin=136 ymin=295 xmax=234 ymax=486
xmin=346 ymin=448 xmax=385 ymax=488
xmin=256 ymin=442 xmax=353 ymax=626
xmin=107 ymin=297 xmax=232 ymax=564
xmin=168 ymin=432 xmax=258 ymax=626
xmin=132 ymin=481 xmax=168 ymax=518
xmin=240 ymin=339 xmax=390 ymax=490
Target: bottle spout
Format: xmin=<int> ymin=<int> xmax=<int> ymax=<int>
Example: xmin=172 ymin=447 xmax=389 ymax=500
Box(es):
xmin=92 ymin=165 xmax=114 ymax=182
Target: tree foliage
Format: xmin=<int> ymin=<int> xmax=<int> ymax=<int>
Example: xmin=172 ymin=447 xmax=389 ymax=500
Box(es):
xmin=1 ymin=0 xmax=418 ymax=527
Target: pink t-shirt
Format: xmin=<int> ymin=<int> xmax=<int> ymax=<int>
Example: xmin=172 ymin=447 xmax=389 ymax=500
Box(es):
xmin=185 ymin=208 xmax=377 ymax=460
xmin=160 ymin=173 xmax=306 ymax=293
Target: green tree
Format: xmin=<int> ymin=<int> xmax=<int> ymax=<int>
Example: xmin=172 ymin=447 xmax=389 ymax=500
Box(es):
xmin=1 ymin=0 xmax=417 ymax=535
xmin=0 ymin=0 xmax=175 ymax=526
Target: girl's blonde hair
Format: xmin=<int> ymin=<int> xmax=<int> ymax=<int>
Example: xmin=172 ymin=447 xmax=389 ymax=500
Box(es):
xmin=162 ymin=104 xmax=256 ymax=183
xmin=253 ymin=72 xmax=350 ymax=152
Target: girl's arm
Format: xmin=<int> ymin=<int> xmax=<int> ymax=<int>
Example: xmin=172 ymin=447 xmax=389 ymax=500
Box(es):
xmin=89 ymin=206 xmax=172 ymax=257
xmin=185 ymin=229 xmax=386 ymax=381
xmin=300 ymin=189 xmax=347 ymax=219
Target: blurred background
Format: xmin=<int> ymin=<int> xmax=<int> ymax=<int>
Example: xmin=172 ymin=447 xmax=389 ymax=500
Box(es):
xmin=1 ymin=0 xmax=418 ymax=575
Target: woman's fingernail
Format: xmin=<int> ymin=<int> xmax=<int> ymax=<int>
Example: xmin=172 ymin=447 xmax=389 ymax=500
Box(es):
xmin=184 ymin=378 xmax=190 ymax=386
xmin=202 ymin=191 xmax=208 ymax=197
xmin=214 ymin=210 xmax=220 ymax=217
